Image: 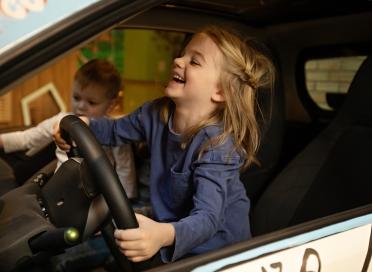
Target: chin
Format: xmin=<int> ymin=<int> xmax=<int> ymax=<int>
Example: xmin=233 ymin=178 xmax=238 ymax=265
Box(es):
xmin=164 ymin=87 xmax=177 ymax=98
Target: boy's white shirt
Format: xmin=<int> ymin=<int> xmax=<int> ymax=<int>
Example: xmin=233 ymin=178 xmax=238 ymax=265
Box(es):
xmin=0 ymin=112 xmax=137 ymax=198
xmin=1 ymin=112 xmax=67 ymax=156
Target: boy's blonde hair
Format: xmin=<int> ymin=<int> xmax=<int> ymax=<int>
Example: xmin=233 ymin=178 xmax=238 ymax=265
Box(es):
xmin=161 ymin=25 xmax=275 ymax=170
xmin=74 ymin=59 xmax=122 ymax=99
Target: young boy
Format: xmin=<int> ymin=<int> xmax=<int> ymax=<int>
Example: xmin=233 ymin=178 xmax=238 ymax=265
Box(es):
xmin=0 ymin=59 xmax=137 ymax=198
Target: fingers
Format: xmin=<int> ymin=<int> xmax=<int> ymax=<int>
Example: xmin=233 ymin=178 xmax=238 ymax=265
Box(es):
xmin=58 ymin=142 xmax=71 ymax=152
xmin=79 ymin=116 xmax=89 ymax=125
xmin=116 ymin=239 xmax=139 ymax=250
xmin=114 ymin=229 xmax=143 ymax=241
xmin=124 ymin=253 xmax=150 ymax=263
xmin=53 ymin=133 xmax=71 ymax=152
xmin=117 ymin=243 xmax=152 ymax=262
xmin=52 ymin=122 xmax=71 ymax=151
xmin=114 ymin=217 xmax=161 ymax=262
xmin=119 ymin=249 xmax=144 ymax=258
xmin=114 ymin=229 xmax=153 ymax=262
xmin=124 ymin=253 xmax=150 ymax=262
xmin=135 ymin=213 xmax=148 ymax=222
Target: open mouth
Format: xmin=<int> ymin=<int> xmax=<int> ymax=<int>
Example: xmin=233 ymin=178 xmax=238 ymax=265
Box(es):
xmin=173 ymin=73 xmax=185 ymax=83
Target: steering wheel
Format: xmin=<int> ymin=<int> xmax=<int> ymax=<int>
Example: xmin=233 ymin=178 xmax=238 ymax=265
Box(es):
xmin=60 ymin=115 xmax=138 ymax=229
xmin=0 ymin=115 xmax=141 ymax=271
xmin=60 ymin=115 xmax=142 ymax=269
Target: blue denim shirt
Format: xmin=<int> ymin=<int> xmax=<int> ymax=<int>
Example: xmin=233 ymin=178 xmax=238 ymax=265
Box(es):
xmin=90 ymin=99 xmax=251 ymax=262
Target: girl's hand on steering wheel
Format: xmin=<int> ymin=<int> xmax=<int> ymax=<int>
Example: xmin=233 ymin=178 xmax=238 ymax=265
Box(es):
xmin=114 ymin=213 xmax=175 ymax=262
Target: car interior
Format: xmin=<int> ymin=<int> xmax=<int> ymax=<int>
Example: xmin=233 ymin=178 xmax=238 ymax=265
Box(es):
xmin=0 ymin=0 xmax=372 ymax=271
xmin=252 ymin=54 xmax=372 ymax=235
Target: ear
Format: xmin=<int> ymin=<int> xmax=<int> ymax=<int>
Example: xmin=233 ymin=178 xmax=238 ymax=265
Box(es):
xmin=211 ymin=89 xmax=225 ymax=102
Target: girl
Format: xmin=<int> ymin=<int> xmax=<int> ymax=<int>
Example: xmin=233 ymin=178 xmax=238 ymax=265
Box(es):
xmin=55 ymin=25 xmax=275 ymax=264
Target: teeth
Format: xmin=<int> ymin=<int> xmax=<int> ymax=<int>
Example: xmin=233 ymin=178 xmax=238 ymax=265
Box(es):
xmin=173 ymin=74 xmax=184 ymax=82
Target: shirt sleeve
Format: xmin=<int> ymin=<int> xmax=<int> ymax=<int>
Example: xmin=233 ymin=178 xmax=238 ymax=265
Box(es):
xmin=162 ymin=149 xmax=243 ymax=262
xmin=1 ymin=112 xmax=68 ymax=156
xmin=89 ymin=101 xmax=154 ymax=146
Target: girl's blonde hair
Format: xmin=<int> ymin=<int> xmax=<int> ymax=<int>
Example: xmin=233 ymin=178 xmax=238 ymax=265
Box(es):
xmin=161 ymin=25 xmax=275 ymax=170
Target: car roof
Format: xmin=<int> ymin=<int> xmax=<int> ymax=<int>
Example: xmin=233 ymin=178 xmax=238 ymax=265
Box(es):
xmin=166 ymin=0 xmax=372 ymax=26
xmin=1 ymin=0 xmax=371 ymax=94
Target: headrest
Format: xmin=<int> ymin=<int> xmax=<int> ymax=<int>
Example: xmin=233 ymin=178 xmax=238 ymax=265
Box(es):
xmin=337 ymin=55 xmax=372 ymax=126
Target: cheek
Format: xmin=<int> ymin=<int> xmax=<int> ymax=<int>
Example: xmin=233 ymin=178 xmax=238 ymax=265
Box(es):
xmin=87 ymin=105 xmax=108 ymax=117
xmin=206 ymin=70 xmax=220 ymax=86
xmin=191 ymin=69 xmax=217 ymax=87
xmin=195 ymin=74 xmax=219 ymax=92
xmin=71 ymin=101 xmax=77 ymax=111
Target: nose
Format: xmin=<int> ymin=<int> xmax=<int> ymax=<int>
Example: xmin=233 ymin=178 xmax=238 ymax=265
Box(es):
xmin=75 ymin=101 xmax=87 ymax=114
xmin=174 ymin=56 xmax=184 ymax=68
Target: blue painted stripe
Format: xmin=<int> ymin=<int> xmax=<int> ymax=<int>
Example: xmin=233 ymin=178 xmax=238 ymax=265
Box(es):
xmin=193 ymin=213 xmax=372 ymax=272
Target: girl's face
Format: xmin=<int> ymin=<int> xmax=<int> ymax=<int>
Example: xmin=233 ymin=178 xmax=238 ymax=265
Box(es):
xmin=165 ymin=33 xmax=224 ymax=110
xmin=71 ymin=82 xmax=116 ymax=118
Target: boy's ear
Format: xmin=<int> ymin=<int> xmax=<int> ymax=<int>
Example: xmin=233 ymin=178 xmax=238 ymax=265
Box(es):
xmin=211 ymin=89 xmax=225 ymax=102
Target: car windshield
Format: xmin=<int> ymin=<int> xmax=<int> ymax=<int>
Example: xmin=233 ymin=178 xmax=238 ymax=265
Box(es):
xmin=0 ymin=0 xmax=102 ymax=62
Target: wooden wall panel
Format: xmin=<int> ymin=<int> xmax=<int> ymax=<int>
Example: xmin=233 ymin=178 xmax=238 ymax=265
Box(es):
xmin=0 ymin=51 xmax=78 ymax=129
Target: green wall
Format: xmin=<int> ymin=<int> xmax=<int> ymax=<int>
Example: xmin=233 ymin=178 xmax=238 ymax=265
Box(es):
xmin=79 ymin=29 xmax=185 ymax=114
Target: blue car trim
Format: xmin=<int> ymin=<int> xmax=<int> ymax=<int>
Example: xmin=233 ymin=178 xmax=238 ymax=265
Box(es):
xmin=193 ymin=213 xmax=372 ymax=272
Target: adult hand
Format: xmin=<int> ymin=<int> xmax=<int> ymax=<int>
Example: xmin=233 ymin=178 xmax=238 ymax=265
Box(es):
xmin=114 ymin=213 xmax=175 ymax=262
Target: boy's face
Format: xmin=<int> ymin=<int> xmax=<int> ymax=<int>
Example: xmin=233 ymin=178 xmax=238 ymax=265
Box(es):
xmin=71 ymin=82 xmax=116 ymax=118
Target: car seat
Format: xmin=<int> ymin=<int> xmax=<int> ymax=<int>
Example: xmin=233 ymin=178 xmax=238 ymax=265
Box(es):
xmin=252 ymin=55 xmax=372 ymax=235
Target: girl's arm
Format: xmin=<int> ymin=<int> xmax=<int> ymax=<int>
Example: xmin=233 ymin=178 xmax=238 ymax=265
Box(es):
xmin=88 ymin=104 xmax=149 ymax=146
xmin=55 ymin=100 xmax=155 ymax=150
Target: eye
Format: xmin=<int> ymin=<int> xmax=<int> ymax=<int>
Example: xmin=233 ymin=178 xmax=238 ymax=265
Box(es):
xmin=88 ymin=101 xmax=98 ymax=106
xmin=190 ymin=58 xmax=200 ymax=66
xmin=73 ymin=95 xmax=81 ymax=101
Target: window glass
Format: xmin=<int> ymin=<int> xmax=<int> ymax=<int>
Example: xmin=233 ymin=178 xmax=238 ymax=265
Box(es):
xmin=0 ymin=28 xmax=186 ymax=129
xmin=79 ymin=29 xmax=186 ymax=115
xmin=305 ymin=56 xmax=367 ymax=110
xmin=0 ymin=0 xmax=103 ymax=57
